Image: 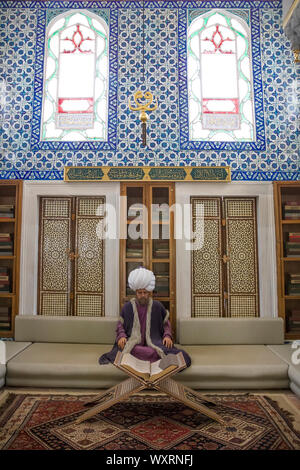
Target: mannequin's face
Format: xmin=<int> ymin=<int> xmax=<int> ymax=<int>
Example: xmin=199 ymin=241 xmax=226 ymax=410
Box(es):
xmin=136 ymin=289 xmax=151 ymax=305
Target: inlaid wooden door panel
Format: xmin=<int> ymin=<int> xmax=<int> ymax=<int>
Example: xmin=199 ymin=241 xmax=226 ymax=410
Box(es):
xmin=191 ymin=197 xmax=223 ymax=317
xmin=224 ymin=197 xmax=259 ymax=317
xmin=191 ymin=196 xmax=259 ymax=317
xmin=38 ymin=196 xmax=105 ymax=316
xmin=38 ymin=198 xmax=72 ymax=315
xmin=74 ymin=197 xmax=105 ymax=316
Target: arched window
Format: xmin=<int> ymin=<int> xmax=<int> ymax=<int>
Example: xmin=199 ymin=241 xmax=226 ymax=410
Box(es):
xmin=41 ymin=10 xmax=108 ymax=142
xmin=187 ymin=10 xmax=255 ymax=142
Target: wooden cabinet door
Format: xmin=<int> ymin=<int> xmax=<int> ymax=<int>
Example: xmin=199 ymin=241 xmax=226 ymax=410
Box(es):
xmin=120 ymin=182 xmax=176 ymax=330
xmin=38 ymin=197 xmax=73 ymax=315
xmin=38 ymin=196 xmax=105 ymax=316
xmin=224 ymin=197 xmax=259 ymax=317
xmin=74 ymin=197 xmax=105 ymax=317
xmin=191 ymin=197 xmax=224 ymax=317
xmin=191 ymin=196 xmax=259 ymax=317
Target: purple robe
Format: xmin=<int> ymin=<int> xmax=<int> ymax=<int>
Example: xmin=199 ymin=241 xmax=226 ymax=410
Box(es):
xmin=99 ymin=298 xmax=191 ymax=368
xmin=116 ymin=301 xmax=172 ymax=362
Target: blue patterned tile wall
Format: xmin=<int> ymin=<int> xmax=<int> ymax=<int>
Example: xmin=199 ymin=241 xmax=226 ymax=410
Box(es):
xmin=0 ymin=1 xmax=299 ymax=181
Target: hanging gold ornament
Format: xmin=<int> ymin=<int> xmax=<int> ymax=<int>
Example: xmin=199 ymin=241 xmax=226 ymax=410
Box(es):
xmin=128 ymin=91 xmax=157 ymax=147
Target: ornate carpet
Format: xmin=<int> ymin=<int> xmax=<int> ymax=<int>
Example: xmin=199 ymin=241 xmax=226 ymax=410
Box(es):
xmin=0 ymin=390 xmax=300 ymax=450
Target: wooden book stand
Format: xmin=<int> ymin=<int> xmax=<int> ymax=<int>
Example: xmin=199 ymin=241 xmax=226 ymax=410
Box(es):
xmin=75 ymin=351 xmax=226 ymax=426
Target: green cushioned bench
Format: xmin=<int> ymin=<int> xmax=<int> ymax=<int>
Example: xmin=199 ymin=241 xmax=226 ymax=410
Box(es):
xmin=0 ymin=315 xmax=299 ymax=396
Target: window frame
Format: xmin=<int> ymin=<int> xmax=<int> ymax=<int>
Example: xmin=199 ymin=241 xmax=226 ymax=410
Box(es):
xmin=31 ymin=7 xmax=118 ymax=151
xmin=179 ymin=7 xmax=266 ymax=151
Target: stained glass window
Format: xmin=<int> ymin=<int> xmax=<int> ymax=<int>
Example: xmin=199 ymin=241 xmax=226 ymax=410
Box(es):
xmin=187 ymin=10 xmax=255 ymax=142
xmin=42 ymin=10 xmax=108 ymax=142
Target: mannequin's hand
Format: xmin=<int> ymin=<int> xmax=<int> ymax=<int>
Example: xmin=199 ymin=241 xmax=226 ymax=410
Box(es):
xmin=118 ymin=337 xmax=127 ymax=350
xmin=163 ymin=336 xmax=173 ymax=349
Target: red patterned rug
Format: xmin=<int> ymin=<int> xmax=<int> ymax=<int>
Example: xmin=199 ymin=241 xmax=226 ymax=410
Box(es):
xmin=0 ymin=390 xmax=300 ymax=450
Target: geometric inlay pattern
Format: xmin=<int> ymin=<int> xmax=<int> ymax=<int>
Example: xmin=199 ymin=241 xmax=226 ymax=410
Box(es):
xmin=192 ymin=199 xmax=220 ymax=218
xmin=226 ymin=200 xmax=254 ymax=218
xmin=43 ymin=199 xmax=70 ymax=218
xmin=191 ymin=197 xmax=222 ymax=317
xmin=77 ymin=198 xmax=105 ymax=217
xmin=39 ymin=197 xmax=72 ymax=316
xmin=193 ymin=296 xmax=221 ymax=317
xmin=75 ymin=294 xmax=103 ymax=317
xmin=225 ymin=197 xmax=259 ymax=317
xmin=226 ymin=219 xmax=257 ymax=294
xmin=192 ymin=219 xmax=222 ymax=294
xmin=41 ymin=219 xmax=70 ymax=291
xmin=74 ymin=196 xmax=105 ymax=316
xmin=40 ymin=293 xmax=68 ymax=316
xmin=191 ymin=196 xmax=259 ymax=317
xmin=229 ymin=295 xmax=257 ymax=317
xmin=39 ymin=196 xmax=105 ymax=316
xmin=76 ymin=218 xmax=104 ymax=293
xmin=74 ymin=196 xmax=105 ymax=318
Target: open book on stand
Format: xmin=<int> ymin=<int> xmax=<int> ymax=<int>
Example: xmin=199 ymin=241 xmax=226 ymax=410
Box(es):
xmin=114 ymin=350 xmax=187 ymax=383
xmin=76 ymin=350 xmax=225 ymax=426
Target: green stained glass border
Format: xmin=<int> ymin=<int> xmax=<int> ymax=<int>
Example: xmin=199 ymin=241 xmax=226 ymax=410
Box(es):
xmin=187 ymin=8 xmax=254 ymax=143
xmin=43 ymin=9 xmax=109 ymax=143
xmin=188 ymin=8 xmax=250 ymax=26
xmin=46 ymin=8 xmax=109 ymax=26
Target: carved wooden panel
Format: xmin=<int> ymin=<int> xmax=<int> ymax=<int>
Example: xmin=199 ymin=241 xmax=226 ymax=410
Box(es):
xmin=74 ymin=197 xmax=105 ymax=316
xmin=39 ymin=196 xmax=105 ymax=316
xmin=191 ymin=197 xmax=223 ymax=317
xmin=224 ymin=198 xmax=259 ymax=317
xmin=191 ymin=196 xmax=259 ymax=317
xmin=39 ymin=198 xmax=72 ymax=315
xmin=76 ymin=294 xmax=103 ymax=317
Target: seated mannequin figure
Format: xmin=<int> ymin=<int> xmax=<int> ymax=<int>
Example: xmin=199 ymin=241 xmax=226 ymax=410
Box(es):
xmin=99 ymin=267 xmax=191 ymax=368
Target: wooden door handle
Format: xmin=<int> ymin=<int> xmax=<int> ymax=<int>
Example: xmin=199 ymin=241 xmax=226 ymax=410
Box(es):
xmin=66 ymin=249 xmax=79 ymax=261
xmin=221 ymin=254 xmax=230 ymax=263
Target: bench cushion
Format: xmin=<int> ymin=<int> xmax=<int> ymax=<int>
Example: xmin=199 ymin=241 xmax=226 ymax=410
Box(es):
xmin=0 ymin=341 xmax=31 ymax=388
xmin=5 ymin=341 xmax=32 ymax=362
xmin=0 ymin=364 xmax=5 ymax=388
xmin=14 ymin=315 xmax=118 ymax=344
xmin=174 ymin=345 xmax=289 ymax=389
xmin=290 ymin=379 xmax=300 ymax=398
xmin=6 ymin=343 xmax=288 ymax=390
xmin=289 ymin=366 xmax=300 ymax=390
xmin=178 ymin=318 xmax=284 ymax=345
xmin=267 ymin=344 xmax=300 ymax=394
xmin=6 ymin=343 xmax=127 ymax=388
xmin=267 ymin=343 xmax=300 ymax=367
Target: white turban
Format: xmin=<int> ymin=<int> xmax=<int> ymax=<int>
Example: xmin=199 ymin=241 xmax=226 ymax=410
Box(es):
xmin=128 ymin=267 xmax=156 ymax=292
